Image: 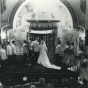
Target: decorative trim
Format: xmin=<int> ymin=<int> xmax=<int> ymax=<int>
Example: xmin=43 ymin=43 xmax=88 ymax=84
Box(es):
xmin=8 ymin=0 xmax=25 ymax=28
xmin=27 ymin=20 xmax=60 ymax=22
xmin=30 ymin=30 xmax=52 ymax=34
xmin=8 ymin=0 xmax=79 ymax=28
xmin=60 ymin=0 xmax=79 ymax=27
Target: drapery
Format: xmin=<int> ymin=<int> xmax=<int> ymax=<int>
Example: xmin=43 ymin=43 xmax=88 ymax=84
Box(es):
xmin=80 ymin=0 xmax=86 ymax=14
xmin=1 ymin=0 xmax=6 ymax=14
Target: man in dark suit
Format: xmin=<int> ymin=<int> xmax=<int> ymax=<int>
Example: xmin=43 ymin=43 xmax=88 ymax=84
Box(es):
xmin=36 ymin=78 xmax=47 ymax=88
xmin=31 ymin=38 xmax=39 ymax=65
xmin=55 ymin=42 xmax=61 ymax=66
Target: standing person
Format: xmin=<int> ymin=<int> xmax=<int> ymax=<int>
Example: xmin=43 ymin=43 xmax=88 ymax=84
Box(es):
xmin=0 ymin=45 xmax=1 ymax=67
xmin=47 ymin=83 xmax=54 ymax=88
xmin=62 ymin=42 xmax=71 ymax=66
xmin=85 ymin=47 xmax=88 ymax=58
xmin=22 ymin=40 xmax=28 ymax=65
xmin=6 ymin=41 xmax=12 ymax=60
xmin=0 ymin=45 xmax=7 ymax=67
xmin=69 ymin=42 xmax=75 ymax=66
xmin=55 ymin=42 xmax=61 ymax=66
xmin=52 ymin=79 xmax=58 ymax=88
xmin=37 ymin=40 xmax=61 ymax=70
xmin=36 ymin=78 xmax=47 ymax=88
xmin=11 ymin=40 xmax=16 ymax=64
xmin=32 ymin=38 xmax=39 ymax=65
xmin=79 ymin=55 xmax=88 ymax=82
xmin=56 ymin=38 xmax=61 ymax=46
xmin=28 ymin=38 xmax=32 ymax=63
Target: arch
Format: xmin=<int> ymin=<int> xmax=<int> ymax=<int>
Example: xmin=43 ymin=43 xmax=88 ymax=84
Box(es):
xmin=8 ymin=0 xmax=79 ymax=28
xmin=60 ymin=0 xmax=79 ymax=27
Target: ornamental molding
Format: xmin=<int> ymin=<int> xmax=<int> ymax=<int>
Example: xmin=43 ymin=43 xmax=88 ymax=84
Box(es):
xmin=8 ymin=0 xmax=79 ymax=28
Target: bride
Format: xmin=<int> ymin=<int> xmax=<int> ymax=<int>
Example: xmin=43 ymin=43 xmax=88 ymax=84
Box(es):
xmin=37 ymin=40 xmax=61 ymax=70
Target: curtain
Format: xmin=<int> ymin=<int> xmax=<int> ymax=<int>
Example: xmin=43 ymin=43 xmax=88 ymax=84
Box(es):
xmin=1 ymin=0 xmax=6 ymax=14
xmin=80 ymin=0 xmax=86 ymax=14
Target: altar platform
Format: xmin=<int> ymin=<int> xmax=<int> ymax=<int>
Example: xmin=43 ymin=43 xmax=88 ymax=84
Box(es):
xmin=0 ymin=62 xmax=79 ymax=86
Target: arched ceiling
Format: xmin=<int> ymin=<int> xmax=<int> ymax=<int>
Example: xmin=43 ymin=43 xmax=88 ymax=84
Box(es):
xmin=8 ymin=0 xmax=79 ymax=28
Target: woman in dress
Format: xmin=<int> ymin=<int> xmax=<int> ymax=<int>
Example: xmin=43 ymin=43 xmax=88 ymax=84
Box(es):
xmin=62 ymin=42 xmax=71 ymax=66
xmin=68 ymin=42 xmax=75 ymax=66
xmin=37 ymin=40 xmax=61 ymax=70
xmin=79 ymin=55 xmax=88 ymax=81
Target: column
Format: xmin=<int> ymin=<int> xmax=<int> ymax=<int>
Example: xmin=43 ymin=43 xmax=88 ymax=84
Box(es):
xmin=0 ymin=0 xmax=1 ymax=44
xmin=85 ymin=0 xmax=88 ymax=45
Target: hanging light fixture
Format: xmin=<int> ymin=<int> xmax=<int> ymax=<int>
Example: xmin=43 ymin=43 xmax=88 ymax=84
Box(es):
xmin=62 ymin=78 xmax=68 ymax=84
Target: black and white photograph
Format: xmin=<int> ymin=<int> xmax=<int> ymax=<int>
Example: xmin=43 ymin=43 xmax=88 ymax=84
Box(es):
xmin=0 ymin=0 xmax=88 ymax=88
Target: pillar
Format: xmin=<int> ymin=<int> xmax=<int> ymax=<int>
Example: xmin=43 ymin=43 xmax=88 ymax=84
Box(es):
xmin=85 ymin=0 xmax=88 ymax=46
xmin=0 ymin=0 xmax=1 ymax=44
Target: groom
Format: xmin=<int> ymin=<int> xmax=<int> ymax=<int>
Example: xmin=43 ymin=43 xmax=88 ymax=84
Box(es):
xmin=32 ymin=37 xmax=39 ymax=65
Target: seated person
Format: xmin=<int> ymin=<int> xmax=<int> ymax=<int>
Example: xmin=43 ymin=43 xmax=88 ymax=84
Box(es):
xmin=79 ymin=79 xmax=88 ymax=88
xmin=31 ymin=85 xmax=36 ymax=88
xmin=83 ymin=79 xmax=88 ymax=85
xmin=52 ymin=79 xmax=58 ymax=88
xmin=47 ymin=83 xmax=54 ymax=88
xmin=79 ymin=55 xmax=88 ymax=82
xmin=35 ymin=78 xmax=47 ymax=88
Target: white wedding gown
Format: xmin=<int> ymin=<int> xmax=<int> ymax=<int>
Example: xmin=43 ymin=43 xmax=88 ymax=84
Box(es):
xmin=37 ymin=44 xmax=61 ymax=70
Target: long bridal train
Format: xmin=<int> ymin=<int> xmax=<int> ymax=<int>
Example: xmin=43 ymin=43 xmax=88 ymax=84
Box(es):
xmin=37 ymin=40 xmax=61 ymax=70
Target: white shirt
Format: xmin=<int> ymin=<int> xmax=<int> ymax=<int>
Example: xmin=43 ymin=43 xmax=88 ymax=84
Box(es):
xmin=22 ymin=43 xmax=27 ymax=53
xmin=55 ymin=45 xmax=61 ymax=54
xmin=32 ymin=40 xmax=39 ymax=52
xmin=0 ymin=49 xmax=7 ymax=60
xmin=7 ymin=45 xmax=12 ymax=55
xmin=0 ymin=82 xmax=2 ymax=86
xmin=11 ymin=44 xmax=16 ymax=55
xmin=28 ymin=40 xmax=32 ymax=50
xmin=66 ymin=45 xmax=69 ymax=48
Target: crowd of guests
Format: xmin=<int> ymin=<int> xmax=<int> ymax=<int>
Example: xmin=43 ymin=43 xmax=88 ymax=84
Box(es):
xmin=0 ymin=37 xmax=41 ymax=67
xmin=22 ymin=37 xmax=39 ymax=66
xmin=62 ymin=41 xmax=76 ymax=66
xmin=19 ymin=77 xmax=80 ymax=88
xmin=28 ymin=78 xmax=58 ymax=88
xmin=0 ymin=77 xmax=79 ymax=88
xmin=0 ymin=37 xmax=47 ymax=67
xmin=0 ymin=37 xmax=86 ymax=68
xmin=55 ymin=38 xmax=76 ymax=67
xmin=1 ymin=37 xmax=88 ymax=86
xmin=0 ymin=40 xmax=16 ymax=67
xmin=54 ymin=38 xmax=88 ymax=85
